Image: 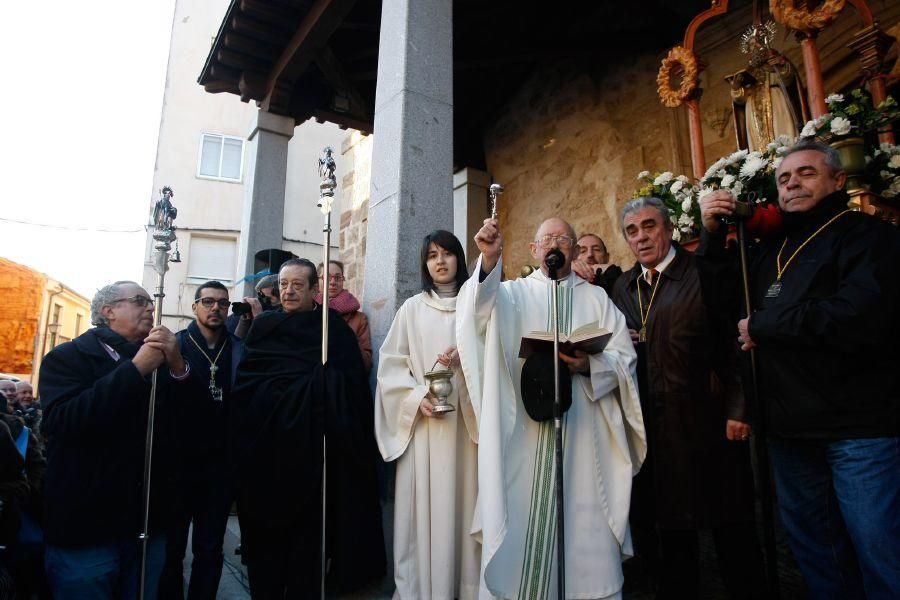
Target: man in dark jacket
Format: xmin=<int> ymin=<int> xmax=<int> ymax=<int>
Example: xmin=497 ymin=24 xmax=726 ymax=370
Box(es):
xmin=38 ymin=280 xmax=187 ymax=600
xmin=612 ymin=197 xmax=763 ymax=598
xmin=699 ymin=139 xmax=900 ymax=598
xmin=574 ymin=232 xmax=623 ymax=295
xmin=159 ymin=281 xmax=243 ymax=600
xmin=233 ymin=259 xmax=385 ymax=599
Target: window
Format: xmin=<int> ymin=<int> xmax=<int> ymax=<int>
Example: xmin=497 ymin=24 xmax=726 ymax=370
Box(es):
xmin=197 ymin=133 xmax=244 ymax=181
xmin=187 ymin=236 xmax=236 ymax=282
xmin=75 ymin=313 xmax=83 ymax=336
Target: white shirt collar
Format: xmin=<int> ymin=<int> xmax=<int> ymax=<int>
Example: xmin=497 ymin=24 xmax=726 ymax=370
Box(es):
xmin=640 ymin=244 xmax=676 ymax=283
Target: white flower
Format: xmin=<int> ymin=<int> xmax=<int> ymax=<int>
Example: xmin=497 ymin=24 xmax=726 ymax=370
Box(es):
xmin=721 ymin=174 xmax=736 ymax=188
xmin=637 ymin=170 xmax=650 ymax=180
xmin=699 ymin=186 xmax=716 ymax=199
xmin=880 ymin=142 xmax=893 ymax=153
xmin=825 ymin=93 xmax=844 ymax=105
xmin=775 ymin=134 xmax=793 ymax=147
xmin=740 ymin=155 xmax=768 ymax=179
xmin=653 ymin=171 xmax=673 ymax=185
xmin=681 ymin=197 xmax=693 ymax=213
xmin=676 ymin=174 xmax=689 ymax=183
xmin=677 ymin=213 xmax=694 ymax=228
xmin=889 ymin=155 xmax=900 ymax=169
xmin=800 ymin=120 xmax=818 ymax=137
xmin=672 ymin=228 xmax=682 ymax=241
xmin=830 ymin=117 xmax=852 ymax=136
xmin=727 ymin=149 xmax=749 ymax=164
xmin=670 ymin=180 xmax=684 ymax=194
xmin=773 ymin=156 xmax=783 ymax=170
xmin=882 ymin=170 xmax=894 ymax=179
xmin=732 ymin=181 xmax=743 ymax=197
xmin=703 ymin=158 xmax=727 ymax=180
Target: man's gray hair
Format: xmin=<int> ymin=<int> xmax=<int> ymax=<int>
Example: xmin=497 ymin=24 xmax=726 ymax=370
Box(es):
xmin=90 ymin=280 xmax=139 ymax=327
xmin=620 ymin=197 xmax=671 ymax=233
xmin=782 ymin=138 xmax=844 ymax=175
xmin=15 ymin=381 xmax=31 ymax=391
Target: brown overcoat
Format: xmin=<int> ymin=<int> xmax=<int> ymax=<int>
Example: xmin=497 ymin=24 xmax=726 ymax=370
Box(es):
xmin=612 ymin=245 xmax=755 ymax=528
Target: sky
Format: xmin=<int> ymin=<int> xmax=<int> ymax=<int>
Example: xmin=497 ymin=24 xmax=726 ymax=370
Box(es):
xmin=0 ymin=0 xmax=177 ymax=298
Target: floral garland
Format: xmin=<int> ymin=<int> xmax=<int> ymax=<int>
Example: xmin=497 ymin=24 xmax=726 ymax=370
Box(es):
xmin=769 ymin=0 xmax=845 ymax=33
xmin=657 ymin=46 xmax=699 ymax=108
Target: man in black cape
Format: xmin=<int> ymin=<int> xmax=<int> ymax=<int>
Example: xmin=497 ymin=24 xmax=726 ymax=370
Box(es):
xmin=232 ymin=258 xmax=385 ymax=598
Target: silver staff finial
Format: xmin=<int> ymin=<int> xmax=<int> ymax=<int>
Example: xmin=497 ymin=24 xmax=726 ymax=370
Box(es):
xmin=318 ymin=147 xmax=337 ymax=215
xmin=489 ymin=183 xmax=504 ymax=219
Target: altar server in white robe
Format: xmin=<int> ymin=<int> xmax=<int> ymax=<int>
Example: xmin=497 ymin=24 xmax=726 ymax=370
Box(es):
xmin=457 ymin=217 xmax=646 ymax=600
xmin=376 ymin=229 xmax=481 ymax=600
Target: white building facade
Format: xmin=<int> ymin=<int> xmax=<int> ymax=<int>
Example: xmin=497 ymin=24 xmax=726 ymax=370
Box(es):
xmin=144 ymin=0 xmax=348 ymax=331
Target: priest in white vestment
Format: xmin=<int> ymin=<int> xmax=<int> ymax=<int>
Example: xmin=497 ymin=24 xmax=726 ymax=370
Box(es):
xmin=457 ymin=217 xmax=646 ymax=600
xmin=375 ymin=230 xmax=481 ymax=600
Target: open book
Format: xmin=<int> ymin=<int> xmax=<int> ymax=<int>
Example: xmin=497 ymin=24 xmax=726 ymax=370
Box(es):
xmin=518 ymin=323 xmax=612 ymax=359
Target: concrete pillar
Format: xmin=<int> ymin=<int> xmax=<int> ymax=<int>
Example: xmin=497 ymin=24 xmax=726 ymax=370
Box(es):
xmin=236 ymin=109 xmax=295 ymax=296
xmin=363 ymin=0 xmax=454 ymax=363
xmin=453 ymin=167 xmax=490 ymax=268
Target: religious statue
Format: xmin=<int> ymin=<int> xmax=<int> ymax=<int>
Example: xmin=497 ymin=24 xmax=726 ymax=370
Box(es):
xmin=727 ymin=21 xmax=808 ymax=151
xmin=152 ymin=186 xmax=177 ymax=231
xmin=318 ymin=146 xmax=337 ymax=185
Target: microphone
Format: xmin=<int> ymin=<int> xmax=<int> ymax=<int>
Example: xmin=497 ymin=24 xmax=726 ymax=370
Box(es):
xmin=544 ymin=248 xmax=565 ymax=279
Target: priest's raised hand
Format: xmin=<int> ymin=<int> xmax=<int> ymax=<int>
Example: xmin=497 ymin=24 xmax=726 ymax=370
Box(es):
xmin=475 ymin=217 xmax=503 ymax=274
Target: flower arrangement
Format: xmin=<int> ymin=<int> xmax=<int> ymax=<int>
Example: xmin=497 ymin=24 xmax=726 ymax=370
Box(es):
xmin=799 ymin=89 xmax=900 ymax=142
xmin=699 ymin=136 xmax=792 ymax=205
xmin=633 ymin=171 xmax=701 ymax=241
xmin=866 ymin=143 xmax=900 ymax=199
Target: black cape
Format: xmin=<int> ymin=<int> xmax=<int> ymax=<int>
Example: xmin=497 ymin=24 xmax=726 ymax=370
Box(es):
xmin=232 ymin=307 xmax=385 ymax=592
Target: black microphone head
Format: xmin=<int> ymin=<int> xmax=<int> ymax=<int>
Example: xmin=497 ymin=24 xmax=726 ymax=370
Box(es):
xmin=544 ymin=248 xmax=565 ymax=270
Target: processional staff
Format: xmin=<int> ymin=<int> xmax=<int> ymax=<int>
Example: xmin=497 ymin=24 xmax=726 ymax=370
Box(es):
xmin=316 ymin=147 xmax=337 ymax=600
xmin=138 ymin=186 xmax=180 ymax=600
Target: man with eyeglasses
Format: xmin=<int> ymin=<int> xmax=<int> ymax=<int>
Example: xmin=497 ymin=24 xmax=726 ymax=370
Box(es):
xmin=231 ymin=258 xmax=385 ymax=598
xmin=38 ymin=280 xmax=187 ymax=599
xmin=457 ymin=217 xmax=645 ymax=599
xmin=159 ymin=281 xmax=243 ymax=600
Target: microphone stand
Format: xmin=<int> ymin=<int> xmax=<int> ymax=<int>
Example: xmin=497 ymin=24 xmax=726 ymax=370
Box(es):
xmin=139 ymin=187 xmax=179 ymax=600
xmin=736 ymin=219 xmax=780 ymax=598
xmin=546 ymin=251 xmax=565 ymax=600
xmin=317 ymin=147 xmax=337 ymax=600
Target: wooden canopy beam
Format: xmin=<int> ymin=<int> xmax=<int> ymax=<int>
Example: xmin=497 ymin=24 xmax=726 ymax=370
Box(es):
xmin=262 ymin=0 xmax=358 ymax=114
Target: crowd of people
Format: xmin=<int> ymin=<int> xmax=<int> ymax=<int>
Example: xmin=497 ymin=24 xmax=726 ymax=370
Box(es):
xmin=0 ymin=138 xmax=897 ymax=600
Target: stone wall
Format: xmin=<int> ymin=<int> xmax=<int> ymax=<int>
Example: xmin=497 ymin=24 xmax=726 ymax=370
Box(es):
xmin=0 ymin=258 xmax=45 ymax=374
xmin=484 ymin=52 xmax=691 ymax=276
xmin=339 ymin=130 xmax=374 ymax=299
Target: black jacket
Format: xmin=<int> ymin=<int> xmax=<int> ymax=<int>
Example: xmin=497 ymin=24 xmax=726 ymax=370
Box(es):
xmin=697 ymin=191 xmax=900 ymax=439
xmin=173 ymin=323 xmax=243 ymax=472
xmin=38 ymin=329 xmax=177 ymax=547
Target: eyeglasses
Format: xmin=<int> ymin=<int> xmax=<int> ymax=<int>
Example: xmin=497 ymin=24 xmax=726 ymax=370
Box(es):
xmin=112 ymin=295 xmax=154 ymax=308
xmin=279 ymin=280 xmax=308 ymax=291
xmin=535 ymin=235 xmax=575 ymax=248
xmin=197 ymin=298 xmax=231 ymax=309
xmin=319 ymin=274 xmax=345 ymax=282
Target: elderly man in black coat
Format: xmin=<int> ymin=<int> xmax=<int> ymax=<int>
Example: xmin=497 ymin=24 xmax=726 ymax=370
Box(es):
xmin=233 ymin=258 xmax=385 ymax=599
xmin=39 ymin=280 xmax=187 ymax=600
xmin=611 ymin=197 xmax=764 ymax=599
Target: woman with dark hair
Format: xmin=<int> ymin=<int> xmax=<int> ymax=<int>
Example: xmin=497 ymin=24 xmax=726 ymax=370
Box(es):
xmin=375 ymin=230 xmax=480 ymax=599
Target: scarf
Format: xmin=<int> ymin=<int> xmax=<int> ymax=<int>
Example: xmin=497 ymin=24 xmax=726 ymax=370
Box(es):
xmin=314 ymin=289 xmax=361 ymax=315
xmin=92 ymin=326 xmax=143 ymax=359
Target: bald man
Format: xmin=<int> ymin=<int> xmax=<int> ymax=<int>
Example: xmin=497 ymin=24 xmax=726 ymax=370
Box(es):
xmin=458 ymin=217 xmax=645 ymax=599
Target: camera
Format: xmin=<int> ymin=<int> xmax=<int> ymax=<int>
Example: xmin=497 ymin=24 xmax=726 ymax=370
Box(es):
xmin=231 ymin=301 xmax=253 ymax=316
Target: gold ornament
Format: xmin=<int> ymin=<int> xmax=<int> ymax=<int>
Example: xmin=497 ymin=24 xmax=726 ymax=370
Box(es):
xmin=770 ymin=0 xmax=845 ymax=34
xmin=657 ymin=46 xmax=699 ymax=108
